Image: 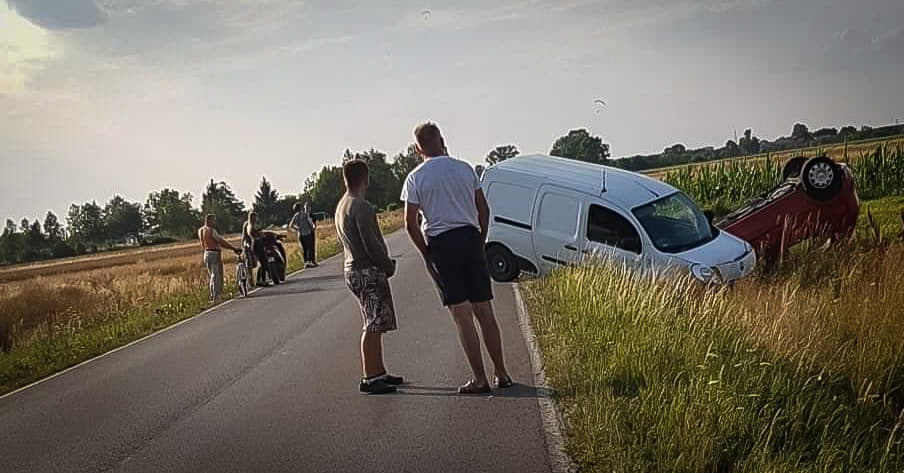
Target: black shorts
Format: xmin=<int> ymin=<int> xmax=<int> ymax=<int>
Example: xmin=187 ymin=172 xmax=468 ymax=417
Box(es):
xmin=427 ymin=226 xmax=493 ymax=306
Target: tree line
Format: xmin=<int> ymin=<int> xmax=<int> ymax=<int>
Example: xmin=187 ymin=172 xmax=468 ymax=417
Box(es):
xmin=1 ymin=128 xmax=610 ymax=265
xmin=613 ymin=122 xmax=904 ymax=172
xmin=0 ymin=177 xmax=302 ymax=265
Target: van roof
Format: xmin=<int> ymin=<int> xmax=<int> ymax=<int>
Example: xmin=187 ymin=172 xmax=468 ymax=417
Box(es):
xmin=488 ymin=154 xmax=677 ymax=208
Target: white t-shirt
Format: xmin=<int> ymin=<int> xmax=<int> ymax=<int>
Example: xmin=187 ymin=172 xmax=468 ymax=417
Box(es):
xmin=400 ymin=156 xmax=481 ymax=238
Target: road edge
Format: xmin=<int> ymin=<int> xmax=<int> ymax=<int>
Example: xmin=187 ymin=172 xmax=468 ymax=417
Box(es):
xmin=512 ymin=282 xmax=576 ymax=473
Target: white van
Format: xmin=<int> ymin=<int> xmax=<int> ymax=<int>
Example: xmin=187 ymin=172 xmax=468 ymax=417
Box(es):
xmin=481 ymin=154 xmax=756 ymax=283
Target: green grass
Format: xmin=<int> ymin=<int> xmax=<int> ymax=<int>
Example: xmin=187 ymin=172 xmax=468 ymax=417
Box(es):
xmin=0 ymin=290 xmax=213 ymax=394
xmin=859 ymin=197 xmax=904 ymax=237
xmin=524 ymin=248 xmax=904 ymax=472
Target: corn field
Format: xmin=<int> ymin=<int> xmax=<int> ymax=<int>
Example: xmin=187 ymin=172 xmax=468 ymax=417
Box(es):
xmin=664 ymin=142 xmax=904 ymax=211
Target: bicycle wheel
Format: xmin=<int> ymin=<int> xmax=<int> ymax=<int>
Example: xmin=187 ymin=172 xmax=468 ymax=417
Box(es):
xmin=236 ymin=262 xmax=248 ymax=297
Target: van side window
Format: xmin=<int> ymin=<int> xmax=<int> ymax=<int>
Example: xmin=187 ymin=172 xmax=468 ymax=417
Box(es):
xmin=537 ymin=192 xmax=579 ymax=238
xmin=587 ymin=205 xmax=642 ymax=254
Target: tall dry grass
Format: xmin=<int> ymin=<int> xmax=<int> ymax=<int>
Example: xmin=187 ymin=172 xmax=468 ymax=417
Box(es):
xmin=524 ymin=236 xmax=904 ymax=471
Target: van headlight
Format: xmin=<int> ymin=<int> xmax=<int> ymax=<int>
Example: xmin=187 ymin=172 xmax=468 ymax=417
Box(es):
xmin=691 ymin=264 xmax=721 ymax=284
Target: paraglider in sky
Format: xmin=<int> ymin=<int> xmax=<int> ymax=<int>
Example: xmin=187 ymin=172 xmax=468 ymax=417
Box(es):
xmin=421 ymin=9 xmax=432 ymax=21
xmin=594 ymin=99 xmax=607 ymax=113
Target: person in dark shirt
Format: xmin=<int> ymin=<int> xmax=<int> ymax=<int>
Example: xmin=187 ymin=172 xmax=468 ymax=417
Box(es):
xmin=336 ymin=159 xmax=401 ymax=395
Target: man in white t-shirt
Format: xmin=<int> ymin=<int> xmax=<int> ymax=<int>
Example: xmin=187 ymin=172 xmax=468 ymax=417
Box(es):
xmin=401 ymin=122 xmax=512 ymax=395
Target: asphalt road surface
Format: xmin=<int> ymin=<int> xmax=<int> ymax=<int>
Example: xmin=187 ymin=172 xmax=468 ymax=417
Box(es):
xmin=0 ymin=231 xmax=553 ymax=473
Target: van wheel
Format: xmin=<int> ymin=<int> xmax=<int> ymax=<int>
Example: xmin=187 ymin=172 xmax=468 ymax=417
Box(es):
xmin=801 ymin=156 xmax=842 ymax=200
xmin=781 ymin=156 xmax=806 ymax=181
xmin=486 ymin=245 xmax=519 ymax=282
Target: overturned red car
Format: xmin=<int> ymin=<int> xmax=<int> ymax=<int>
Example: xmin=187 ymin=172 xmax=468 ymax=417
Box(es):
xmin=716 ymin=156 xmax=859 ymax=261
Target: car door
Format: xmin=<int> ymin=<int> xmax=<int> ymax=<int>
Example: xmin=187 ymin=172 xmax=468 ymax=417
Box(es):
xmin=532 ymin=185 xmax=585 ymax=273
xmin=582 ymin=202 xmax=644 ymax=267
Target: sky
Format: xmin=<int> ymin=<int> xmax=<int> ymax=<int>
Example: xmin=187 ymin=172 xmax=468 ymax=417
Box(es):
xmin=2 ymin=0 xmax=903 ymax=222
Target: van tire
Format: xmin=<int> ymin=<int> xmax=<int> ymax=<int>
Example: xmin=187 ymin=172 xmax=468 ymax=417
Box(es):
xmin=801 ymin=156 xmax=842 ymax=201
xmin=485 ymin=244 xmax=520 ymax=282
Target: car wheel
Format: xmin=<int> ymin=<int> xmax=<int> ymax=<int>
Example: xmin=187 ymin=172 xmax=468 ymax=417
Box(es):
xmin=781 ymin=156 xmax=806 ymax=181
xmin=485 ymin=245 xmax=519 ymax=282
xmin=801 ymin=156 xmax=842 ymax=200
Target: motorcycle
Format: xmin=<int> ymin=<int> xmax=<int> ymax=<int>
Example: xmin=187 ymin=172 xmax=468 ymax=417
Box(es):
xmin=258 ymin=231 xmax=288 ymax=284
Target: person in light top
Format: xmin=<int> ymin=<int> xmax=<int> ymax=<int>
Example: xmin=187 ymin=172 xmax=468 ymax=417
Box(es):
xmin=401 ymin=122 xmax=512 ymax=394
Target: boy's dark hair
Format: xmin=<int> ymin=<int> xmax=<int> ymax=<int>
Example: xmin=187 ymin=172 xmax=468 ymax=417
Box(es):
xmin=343 ymin=159 xmax=369 ymax=188
xmin=292 ymin=203 xmax=302 ymax=213
xmin=414 ymin=122 xmax=441 ymax=147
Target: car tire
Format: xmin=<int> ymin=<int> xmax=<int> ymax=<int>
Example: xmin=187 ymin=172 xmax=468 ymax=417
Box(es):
xmin=781 ymin=156 xmax=806 ymax=181
xmin=801 ymin=156 xmax=842 ymax=200
xmin=485 ymin=244 xmax=520 ymax=282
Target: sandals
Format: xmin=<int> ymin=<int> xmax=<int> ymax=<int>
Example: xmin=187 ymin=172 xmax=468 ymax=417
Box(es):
xmin=457 ymin=380 xmax=492 ymax=395
xmin=494 ymin=375 xmax=513 ymax=389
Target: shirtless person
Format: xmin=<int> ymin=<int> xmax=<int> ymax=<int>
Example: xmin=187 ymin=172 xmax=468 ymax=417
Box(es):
xmin=198 ymin=214 xmax=240 ymax=302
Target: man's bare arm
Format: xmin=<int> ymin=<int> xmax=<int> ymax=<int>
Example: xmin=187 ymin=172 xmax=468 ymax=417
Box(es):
xmin=405 ymin=202 xmax=428 ymax=257
xmin=210 ymin=228 xmax=237 ymax=251
xmin=358 ymin=206 xmax=395 ymax=275
xmin=217 ymin=234 xmax=238 ymax=252
xmin=475 ymin=188 xmax=490 ymax=243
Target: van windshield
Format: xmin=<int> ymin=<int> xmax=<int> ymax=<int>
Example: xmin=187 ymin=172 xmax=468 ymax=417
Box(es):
xmin=632 ymin=193 xmax=715 ymax=254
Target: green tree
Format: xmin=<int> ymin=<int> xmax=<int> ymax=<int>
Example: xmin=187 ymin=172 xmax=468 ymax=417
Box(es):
xmin=21 ymin=220 xmax=46 ymax=261
xmin=25 ymin=220 xmax=44 ymax=246
xmin=356 ymin=149 xmax=398 ymax=210
xmin=0 ymin=219 xmax=22 ymax=263
xmin=43 ymin=211 xmax=63 ymax=242
xmin=391 ymin=144 xmax=421 ymax=183
xmin=145 ymin=188 xmax=200 ymax=239
xmin=253 ymin=177 xmax=281 ymax=227
xmin=104 ymin=195 xmax=144 ymax=242
xmin=67 ymin=201 xmax=105 ymax=247
xmin=550 ymin=129 xmax=610 ymax=165
xmin=486 ymin=145 xmax=519 ymax=165
xmin=201 ymin=179 xmax=246 ymax=233
xmin=302 ymin=166 xmax=345 ymax=216
xmin=274 ymin=194 xmax=301 ymax=226
xmin=739 ymin=129 xmax=760 ymax=155
xmin=475 ymin=164 xmax=486 ymax=178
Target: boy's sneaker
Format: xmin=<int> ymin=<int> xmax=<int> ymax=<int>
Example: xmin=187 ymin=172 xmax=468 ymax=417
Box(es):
xmin=359 ymin=378 xmax=397 ymax=395
xmin=383 ymin=374 xmax=404 ymax=385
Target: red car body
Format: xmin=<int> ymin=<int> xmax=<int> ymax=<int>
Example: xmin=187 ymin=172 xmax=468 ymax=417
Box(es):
xmin=717 ymin=157 xmax=859 ymax=261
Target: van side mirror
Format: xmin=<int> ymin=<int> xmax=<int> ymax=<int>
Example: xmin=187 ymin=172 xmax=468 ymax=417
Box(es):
xmin=704 ymin=210 xmax=715 ymax=225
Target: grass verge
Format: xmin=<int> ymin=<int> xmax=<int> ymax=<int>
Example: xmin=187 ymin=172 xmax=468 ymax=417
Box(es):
xmin=0 ymin=210 xmax=403 ymax=396
xmin=523 ymin=236 xmax=904 ymax=472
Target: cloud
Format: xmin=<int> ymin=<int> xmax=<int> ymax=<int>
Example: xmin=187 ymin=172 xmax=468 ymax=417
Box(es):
xmin=0 ymin=3 xmax=61 ymax=93
xmin=6 ymin=0 xmax=107 ymax=29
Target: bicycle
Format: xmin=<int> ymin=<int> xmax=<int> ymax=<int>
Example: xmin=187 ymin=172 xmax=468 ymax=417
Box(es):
xmin=234 ymin=248 xmax=251 ymax=298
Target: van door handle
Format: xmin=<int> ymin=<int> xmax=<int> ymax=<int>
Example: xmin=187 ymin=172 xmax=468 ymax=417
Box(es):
xmin=564 ymin=244 xmax=578 ymax=251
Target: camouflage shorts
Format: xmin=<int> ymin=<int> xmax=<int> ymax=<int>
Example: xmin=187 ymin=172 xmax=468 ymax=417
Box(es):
xmin=345 ymin=267 xmax=397 ymax=333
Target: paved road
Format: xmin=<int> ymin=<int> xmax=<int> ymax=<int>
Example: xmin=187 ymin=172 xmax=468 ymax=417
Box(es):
xmin=0 ymin=231 xmax=552 ymax=473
